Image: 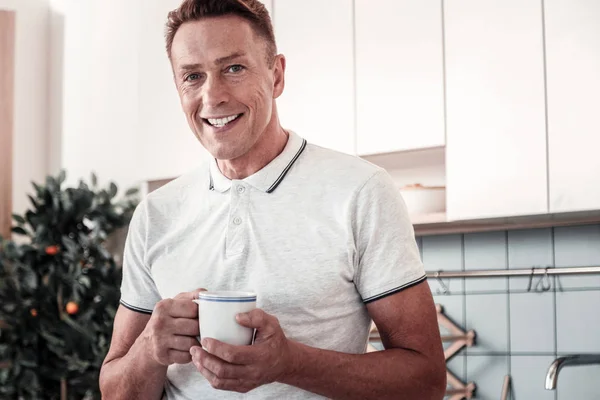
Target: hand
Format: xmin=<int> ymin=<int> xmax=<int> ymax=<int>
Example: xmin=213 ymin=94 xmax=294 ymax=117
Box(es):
xmin=190 ymin=309 xmax=297 ymax=393
xmin=140 ymin=288 xmax=205 ymax=366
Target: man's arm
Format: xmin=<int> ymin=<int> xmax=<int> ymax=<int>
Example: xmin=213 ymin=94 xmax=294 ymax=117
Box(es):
xmin=100 ymin=289 xmax=203 ymax=400
xmin=100 ymin=306 xmax=167 ymax=400
xmin=191 ymin=280 xmax=447 ymax=399
xmin=281 ymin=280 xmax=447 ymax=399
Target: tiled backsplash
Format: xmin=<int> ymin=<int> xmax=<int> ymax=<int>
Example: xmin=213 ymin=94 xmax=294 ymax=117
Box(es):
xmin=417 ymin=224 xmax=600 ymax=400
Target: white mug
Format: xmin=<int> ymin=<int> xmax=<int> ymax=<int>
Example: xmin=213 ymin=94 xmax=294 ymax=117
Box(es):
xmin=193 ymin=291 xmax=257 ymax=346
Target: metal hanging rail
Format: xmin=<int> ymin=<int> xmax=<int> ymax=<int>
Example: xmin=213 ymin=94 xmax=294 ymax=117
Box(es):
xmin=426 ymin=265 xmax=600 ymax=279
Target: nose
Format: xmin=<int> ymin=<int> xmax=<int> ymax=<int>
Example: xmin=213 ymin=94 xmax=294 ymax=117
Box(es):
xmin=201 ymin=74 xmax=229 ymax=108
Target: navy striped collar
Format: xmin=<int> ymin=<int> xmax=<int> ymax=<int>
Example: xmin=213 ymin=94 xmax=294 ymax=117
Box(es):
xmin=209 ymin=131 xmax=307 ymax=194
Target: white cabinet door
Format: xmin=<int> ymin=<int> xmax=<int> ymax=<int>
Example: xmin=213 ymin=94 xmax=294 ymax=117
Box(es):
xmin=138 ymin=0 xmax=209 ymax=182
xmin=545 ymin=0 xmax=600 ymax=213
xmin=273 ymin=0 xmax=355 ymax=154
xmin=355 ymin=0 xmax=445 ymax=155
xmin=445 ymin=0 xmax=548 ymax=220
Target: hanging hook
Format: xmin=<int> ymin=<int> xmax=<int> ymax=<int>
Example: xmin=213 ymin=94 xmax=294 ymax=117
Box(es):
xmin=535 ymin=267 xmax=552 ymax=292
xmin=526 ymin=267 xmax=535 ymax=292
xmin=434 ymin=271 xmax=450 ymax=295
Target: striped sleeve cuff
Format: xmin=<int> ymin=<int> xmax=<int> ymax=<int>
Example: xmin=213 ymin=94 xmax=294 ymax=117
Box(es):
xmin=120 ymin=299 xmax=153 ymax=315
xmin=363 ymin=274 xmax=428 ymax=304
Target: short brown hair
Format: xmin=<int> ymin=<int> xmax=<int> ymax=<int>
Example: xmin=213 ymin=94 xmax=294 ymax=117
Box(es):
xmin=165 ymin=0 xmax=277 ymax=65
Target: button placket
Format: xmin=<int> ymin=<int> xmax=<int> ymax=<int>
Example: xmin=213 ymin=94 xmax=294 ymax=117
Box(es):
xmin=226 ymin=182 xmax=248 ymax=257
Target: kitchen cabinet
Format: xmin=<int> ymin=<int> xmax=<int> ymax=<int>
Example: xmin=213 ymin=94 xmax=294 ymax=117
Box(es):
xmin=444 ymin=0 xmax=548 ymax=220
xmin=137 ymin=0 xmax=209 ymax=181
xmin=355 ymin=0 xmax=445 ymax=155
xmin=273 ymin=0 xmax=355 ymax=155
xmin=545 ymin=0 xmax=600 ymax=213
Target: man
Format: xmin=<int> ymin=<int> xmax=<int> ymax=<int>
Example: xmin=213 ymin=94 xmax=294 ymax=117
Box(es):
xmin=99 ymin=0 xmax=446 ymax=399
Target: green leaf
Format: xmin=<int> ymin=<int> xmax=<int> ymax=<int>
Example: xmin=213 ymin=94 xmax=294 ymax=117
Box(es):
xmin=91 ymin=172 xmax=98 ymax=187
xmin=11 ymin=227 xmax=27 ymax=236
xmin=109 ymin=182 xmax=118 ymax=199
xmin=125 ymin=187 xmax=139 ymax=196
xmin=78 ymin=275 xmax=91 ymax=289
xmin=62 ymin=315 xmax=96 ymax=341
xmin=58 ymin=169 xmax=66 ymax=185
xmin=27 ymin=195 xmax=39 ymax=209
xmin=32 ymin=182 xmax=44 ymax=196
xmin=11 ymin=214 xmax=25 ymax=224
xmin=46 ymin=176 xmax=58 ymax=192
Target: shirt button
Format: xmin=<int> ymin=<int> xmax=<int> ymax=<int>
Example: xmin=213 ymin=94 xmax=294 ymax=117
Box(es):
xmin=233 ymin=217 xmax=242 ymax=225
xmin=237 ymin=185 xmax=245 ymax=194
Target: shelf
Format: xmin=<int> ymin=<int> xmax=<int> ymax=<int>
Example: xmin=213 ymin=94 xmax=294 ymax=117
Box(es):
xmin=360 ymin=146 xmax=445 ymax=171
xmin=413 ymin=209 xmax=600 ymax=236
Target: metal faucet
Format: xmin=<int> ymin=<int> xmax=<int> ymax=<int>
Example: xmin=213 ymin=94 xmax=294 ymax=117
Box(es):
xmin=545 ymin=354 xmax=600 ymax=390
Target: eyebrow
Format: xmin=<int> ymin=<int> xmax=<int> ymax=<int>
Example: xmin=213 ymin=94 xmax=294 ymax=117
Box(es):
xmin=179 ymin=51 xmax=248 ymax=72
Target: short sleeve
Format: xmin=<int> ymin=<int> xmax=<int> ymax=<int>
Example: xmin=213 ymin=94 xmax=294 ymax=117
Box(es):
xmin=352 ymin=169 xmax=426 ymax=303
xmin=119 ymin=199 xmax=162 ymax=314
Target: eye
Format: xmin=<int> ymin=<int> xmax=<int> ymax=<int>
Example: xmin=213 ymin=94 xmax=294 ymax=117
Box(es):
xmin=185 ymin=73 xmax=200 ymax=82
xmin=227 ymin=65 xmax=245 ymax=73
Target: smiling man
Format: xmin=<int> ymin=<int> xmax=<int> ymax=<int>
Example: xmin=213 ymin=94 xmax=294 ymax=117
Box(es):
xmin=99 ymin=1 xmax=446 ymax=399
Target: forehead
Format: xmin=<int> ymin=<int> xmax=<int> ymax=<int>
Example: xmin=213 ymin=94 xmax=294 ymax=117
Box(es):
xmin=171 ymin=15 xmax=264 ymax=65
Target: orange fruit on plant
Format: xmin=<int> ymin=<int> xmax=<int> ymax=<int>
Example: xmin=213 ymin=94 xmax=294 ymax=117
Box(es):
xmin=45 ymin=245 xmax=59 ymax=255
xmin=66 ymin=301 xmax=79 ymax=315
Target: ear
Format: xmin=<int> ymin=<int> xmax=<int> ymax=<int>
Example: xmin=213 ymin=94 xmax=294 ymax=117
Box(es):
xmin=272 ymin=54 xmax=286 ymax=99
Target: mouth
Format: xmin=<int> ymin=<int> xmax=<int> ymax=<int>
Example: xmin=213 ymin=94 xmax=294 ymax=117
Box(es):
xmin=202 ymin=113 xmax=243 ymax=129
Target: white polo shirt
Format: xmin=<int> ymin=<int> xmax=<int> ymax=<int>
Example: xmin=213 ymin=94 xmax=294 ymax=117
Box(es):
xmin=120 ymin=131 xmax=426 ymax=399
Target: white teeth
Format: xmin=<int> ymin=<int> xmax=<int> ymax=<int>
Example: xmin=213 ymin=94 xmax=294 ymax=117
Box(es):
xmin=208 ymin=114 xmax=240 ymax=127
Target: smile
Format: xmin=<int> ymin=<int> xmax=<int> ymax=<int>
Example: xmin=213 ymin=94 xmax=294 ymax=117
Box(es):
xmin=203 ymin=114 xmax=243 ymax=128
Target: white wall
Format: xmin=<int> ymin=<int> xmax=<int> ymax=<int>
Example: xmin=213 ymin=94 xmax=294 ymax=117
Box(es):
xmin=137 ymin=0 xmax=208 ymax=183
xmin=57 ymin=0 xmax=143 ymax=192
xmin=57 ymin=0 xmax=212 ymax=191
xmin=0 ymin=0 xmax=49 ymax=215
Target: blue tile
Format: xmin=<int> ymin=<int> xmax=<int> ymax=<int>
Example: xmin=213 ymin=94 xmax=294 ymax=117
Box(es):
xmin=509 ymin=292 xmax=555 ymax=353
xmin=510 ymin=356 xmax=555 ymax=400
xmin=554 ymin=225 xmax=600 ymax=289
xmin=556 ymin=290 xmax=600 ymax=353
xmin=466 ymin=293 xmax=509 ymax=354
xmin=556 ymin=363 xmax=600 ymax=400
xmin=508 ymin=228 xmax=554 ymax=292
xmin=423 ymin=234 xmax=464 ymax=295
xmin=447 ymin=355 xmax=466 ymax=386
xmin=464 ymin=231 xmax=508 ymax=292
xmin=415 ymin=236 xmax=423 ymax=260
xmin=434 ymin=295 xmax=466 ymax=351
xmin=466 ymin=355 xmax=509 ymax=400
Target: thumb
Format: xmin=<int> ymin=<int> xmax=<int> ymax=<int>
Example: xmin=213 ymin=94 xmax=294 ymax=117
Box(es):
xmin=174 ymin=288 xmax=207 ymax=301
xmin=236 ymin=309 xmax=275 ymax=332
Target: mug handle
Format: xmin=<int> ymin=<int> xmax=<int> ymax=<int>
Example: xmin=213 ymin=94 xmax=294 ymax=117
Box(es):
xmin=192 ymin=299 xmax=201 ymax=343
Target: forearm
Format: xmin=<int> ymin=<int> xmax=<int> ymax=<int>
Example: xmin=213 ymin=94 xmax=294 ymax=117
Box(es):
xmin=280 ymin=342 xmax=446 ymax=400
xmin=100 ymin=338 xmax=168 ymax=400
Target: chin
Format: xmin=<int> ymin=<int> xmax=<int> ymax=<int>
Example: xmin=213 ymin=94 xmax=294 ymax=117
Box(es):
xmin=207 ymin=144 xmax=248 ymax=161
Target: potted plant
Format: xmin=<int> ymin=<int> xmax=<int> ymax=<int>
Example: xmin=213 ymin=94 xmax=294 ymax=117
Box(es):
xmin=0 ymin=171 xmax=139 ymax=399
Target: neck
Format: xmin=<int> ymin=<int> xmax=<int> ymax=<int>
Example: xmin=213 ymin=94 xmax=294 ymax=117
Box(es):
xmin=217 ymin=120 xmax=289 ymax=180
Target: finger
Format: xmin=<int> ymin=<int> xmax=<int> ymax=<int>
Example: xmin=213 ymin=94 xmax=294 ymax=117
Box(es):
xmin=196 ymin=363 xmax=248 ymax=393
xmin=197 ymin=347 xmax=249 ymax=379
xmin=166 ymin=298 xmax=199 ymax=318
xmin=236 ymin=309 xmax=276 ymax=333
xmin=168 ymin=349 xmax=193 ymax=364
xmin=171 ymin=318 xmax=200 ymax=336
xmin=174 ymin=288 xmax=207 ymax=300
xmin=169 ymin=335 xmax=201 ymax=352
xmin=201 ymin=338 xmax=256 ymax=365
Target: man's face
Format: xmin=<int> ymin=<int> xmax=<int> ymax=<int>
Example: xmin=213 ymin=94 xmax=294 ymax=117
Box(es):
xmin=170 ymin=15 xmax=284 ymax=161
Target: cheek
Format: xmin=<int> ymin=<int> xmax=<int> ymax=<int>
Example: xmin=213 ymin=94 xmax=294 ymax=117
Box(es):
xmin=180 ymin=89 xmax=199 ymax=114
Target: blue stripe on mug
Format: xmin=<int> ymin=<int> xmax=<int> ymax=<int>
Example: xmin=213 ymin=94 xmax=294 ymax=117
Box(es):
xmin=198 ymin=298 xmax=256 ymax=303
